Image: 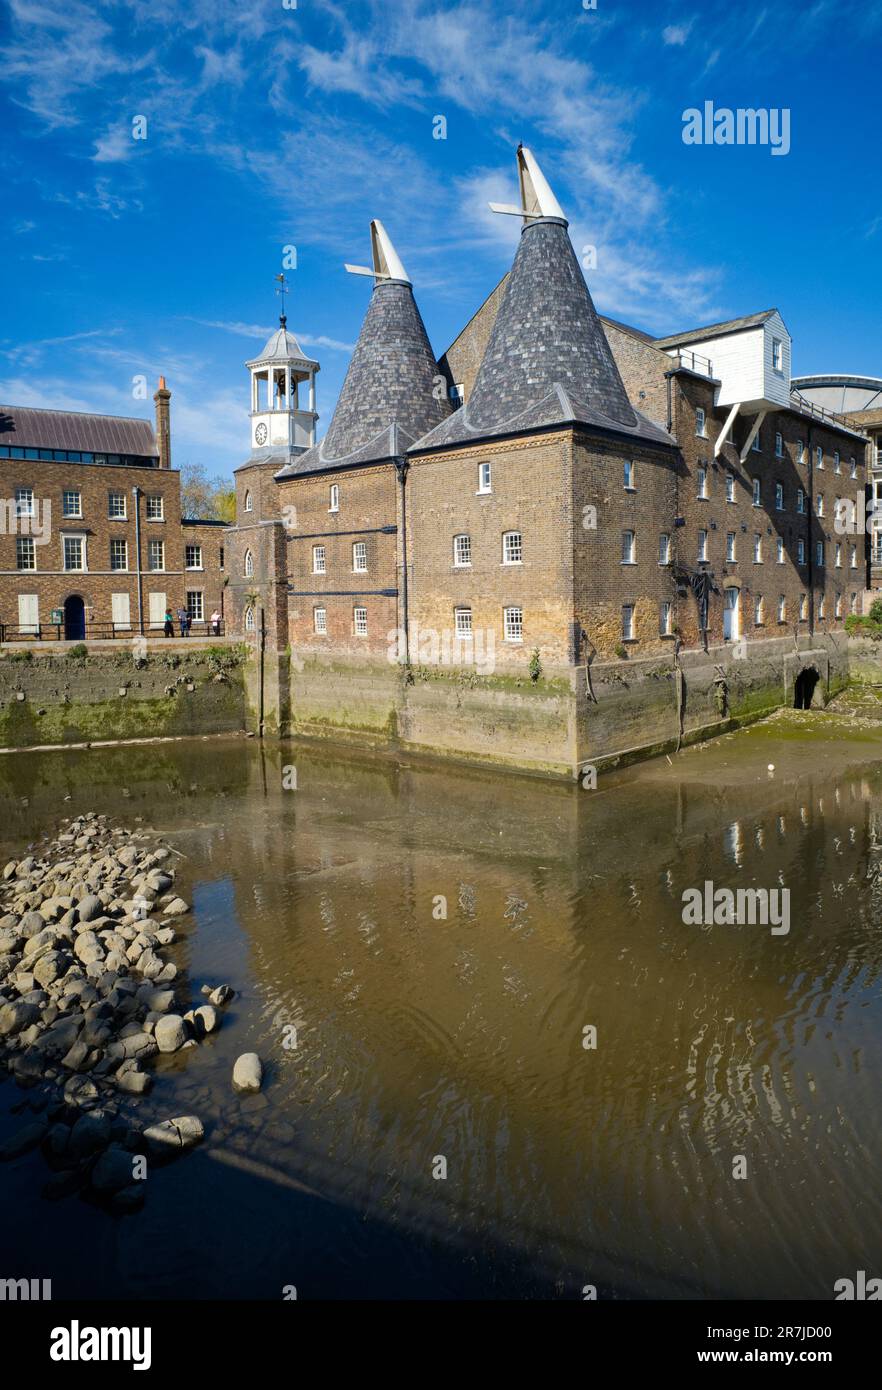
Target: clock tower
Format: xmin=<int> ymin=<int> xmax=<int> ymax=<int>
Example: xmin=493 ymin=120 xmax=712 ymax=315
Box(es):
xmin=246 ymin=316 xmax=320 ymax=462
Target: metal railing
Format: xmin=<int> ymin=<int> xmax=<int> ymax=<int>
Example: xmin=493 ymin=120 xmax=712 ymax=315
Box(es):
xmin=671 ymin=349 xmax=714 ymax=378
xmin=791 ymin=391 xmax=868 ymax=436
xmin=0 ymin=620 xmax=226 ymax=644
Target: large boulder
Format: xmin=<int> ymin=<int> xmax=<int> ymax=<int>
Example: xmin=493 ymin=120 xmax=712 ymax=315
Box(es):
xmin=154 ymin=1014 xmax=187 ymax=1054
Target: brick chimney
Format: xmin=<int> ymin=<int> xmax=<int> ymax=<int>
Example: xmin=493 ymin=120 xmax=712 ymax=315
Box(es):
xmin=153 ymin=376 xmax=171 ymax=469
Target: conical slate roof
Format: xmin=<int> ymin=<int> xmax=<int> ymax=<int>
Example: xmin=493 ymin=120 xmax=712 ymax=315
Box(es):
xmin=276 ymin=277 xmax=449 ymax=477
xmin=412 ymin=190 xmax=673 ymax=452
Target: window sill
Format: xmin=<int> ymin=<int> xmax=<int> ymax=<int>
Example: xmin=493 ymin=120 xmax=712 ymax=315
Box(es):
xmin=624 ymin=486 xmax=637 ymax=493
xmin=476 ymin=491 xmax=492 ymax=498
xmin=659 ymin=633 xmax=677 ymax=641
xmin=502 ymin=561 xmax=523 ymax=567
xmin=503 ymin=638 xmax=523 ymax=645
xmin=621 ymin=637 xmax=640 ymax=645
xmin=621 ymin=560 xmax=637 ymax=566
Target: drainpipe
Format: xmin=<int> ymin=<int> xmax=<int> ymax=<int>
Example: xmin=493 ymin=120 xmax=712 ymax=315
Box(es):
xmin=665 ymin=371 xmax=674 ymax=436
xmin=132 ymin=486 xmax=144 ymax=635
xmin=806 ymin=424 xmax=814 ymax=638
xmin=258 ymin=605 xmax=265 ymax=738
xmin=395 ymin=457 xmax=410 ymax=665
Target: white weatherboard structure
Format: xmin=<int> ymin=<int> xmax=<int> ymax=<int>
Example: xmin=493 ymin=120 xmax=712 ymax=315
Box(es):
xmin=489 ymin=145 xmax=567 ymax=221
xmin=344 ymin=219 xmax=411 ymax=284
xmin=246 ymin=321 xmax=320 ymax=455
xmin=656 ymin=309 xmax=792 ymax=461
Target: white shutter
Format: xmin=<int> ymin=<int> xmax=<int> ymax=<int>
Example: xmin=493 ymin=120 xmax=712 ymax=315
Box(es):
xmin=111 ymin=592 xmax=131 ymax=630
xmin=148 ymin=592 xmax=166 ymax=628
xmin=18 ymin=593 xmax=39 ymax=635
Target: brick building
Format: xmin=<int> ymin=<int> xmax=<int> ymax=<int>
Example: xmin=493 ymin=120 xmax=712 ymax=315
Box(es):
xmin=0 ymin=381 xmax=229 ymax=640
xmin=226 ymin=145 xmax=869 ymax=678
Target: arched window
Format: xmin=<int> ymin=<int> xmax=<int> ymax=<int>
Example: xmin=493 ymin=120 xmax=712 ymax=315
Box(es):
xmin=244 ymin=607 xmax=255 ymax=632
xmin=244 ymin=489 xmax=253 ymax=513
xmin=244 ymin=549 xmax=254 ymax=578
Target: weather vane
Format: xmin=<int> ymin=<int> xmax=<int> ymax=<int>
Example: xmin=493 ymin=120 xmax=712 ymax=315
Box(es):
xmin=274 ymin=272 xmax=289 ymax=323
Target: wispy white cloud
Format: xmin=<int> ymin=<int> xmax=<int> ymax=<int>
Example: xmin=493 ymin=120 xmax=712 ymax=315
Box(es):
xmin=2 ymin=328 xmax=121 ymax=368
xmin=662 ymin=21 xmax=694 ymax=46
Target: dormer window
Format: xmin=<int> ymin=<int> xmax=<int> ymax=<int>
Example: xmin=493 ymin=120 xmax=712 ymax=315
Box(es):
xmin=449 ymin=384 xmax=465 ymax=410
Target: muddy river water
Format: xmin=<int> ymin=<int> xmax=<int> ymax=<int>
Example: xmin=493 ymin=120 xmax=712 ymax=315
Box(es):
xmin=2 ymin=710 xmax=881 ymax=1300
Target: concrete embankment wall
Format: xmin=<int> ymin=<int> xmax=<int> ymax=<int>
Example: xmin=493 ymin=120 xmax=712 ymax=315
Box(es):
xmin=0 ymin=642 xmax=247 ymax=749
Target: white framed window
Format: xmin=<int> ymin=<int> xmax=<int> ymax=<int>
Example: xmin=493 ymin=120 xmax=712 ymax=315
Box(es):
xmin=244 ymin=548 xmax=254 ymax=578
xmin=477 ymin=461 xmax=492 ymax=494
xmin=15 ymin=486 xmax=34 ymax=518
xmin=244 ymin=606 xmax=255 ymax=632
xmin=726 ymin=475 xmax=735 ymax=503
xmin=147 ymin=539 xmax=165 ymax=571
xmin=772 ymin=337 xmax=783 ymax=371
xmin=775 ymin=482 xmax=784 ymax=510
xmin=108 ymin=491 xmax=126 ymax=519
xmin=312 ymin=545 xmax=325 ymax=575
xmin=776 ymin=537 xmax=784 ymax=564
xmin=816 ymin=446 xmax=823 ymax=469
xmin=697 ymin=465 xmax=708 ymax=499
xmin=850 ymin=544 xmax=857 ymax=569
xmin=752 ymin=430 xmax=761 ymax=452
xmin=659 ymin=533 xmax=671 ymax=565
xmin=503 ymin=530 xmax=523 ymax=565
xmin=697 ymin=528 xmax=708 ymax=562
xmin=754 ymin=594 xmax=764 ymax=625
xmin=621 ymin=530 xmax=635 ymax=564
xmin=352 ymin=541 xmax=367 ymax=572
xmin=798 ymin=538 xmax=806 ymax=564
xmin=753 ymin=533 xmax=762 ymax=562
xmin=624 ymin=459 xmax=636 ymax=490
xmin=449 ymin=384 xmax=465 ymax=410
xmin=835 ymin=594 xmax=842 ymax=619
xmin=16 ymin=536 xmax=35 ymax=570
xmin=850 ymin=592 xmax=858 ymax=615
xmin=816 ymin=541 xmax=824 ymax=567
xmin=353 ymin=605 xmax=368 ymax=637
xmin=454 ymin=606 xmax=472 ymax=637
xmin=329 ymin=484 xmax=339 ymax=512
xmin=185 ymin=544 xmax=203 ymax=570
xmin=799 ymin=593 xmax=808 ymax=621
xmin=621 ymin=604 xmax=635 ymax=641
xmin=244 ymin=490 xmax=253 ymax=513
xmin=777 ymin=594 xmax=786 ymax=623
xmin=834 ymin=451 xmax=841 ymax=473
xmin=775 ymin=432 xmax=783 ymax=458
xmin=453 ymin=533 xmax=471 ymax=567
xmin=818 ymin=593 xmax=826 ymax=619
xmin=752 ymin=477 xmax=761 ymax=506
xmin=816 ymin=493 xmax=824 ymax=517
xmin=503 ymin=605 xmax=523 ymax=643
xmin=63 ymin=534 xmax=86 ymax=571
xmin=695 ymin=407 xmax=706 ymax=437
xmin=659 ymin=600 xmax=673 ymax=636
xmin=797 ymin=440 xmax=805 ymax=463
xmin=850 ymin=457 xmax=857 ymax=479
xmin=835 ymin=542 xmax=842 ymax=568
xmin=186 ymin=590 xmax=204 ymax=622
xmin=111 ymin=592 xmax=131 ymax=630
xmin=62 ymin=490 xmax=81 ymax=518
xmin=726 ymin=531 xmax=736 ymax=562
xmin=146 ymin=495 xmax=164 ymax=521
xmin=314 ymin=606 xmax=327 ymax=634
xmin=110 ymin=538 xmax=128 ymax=571
xmin=796 ymin=487 xmax=804 ymax=513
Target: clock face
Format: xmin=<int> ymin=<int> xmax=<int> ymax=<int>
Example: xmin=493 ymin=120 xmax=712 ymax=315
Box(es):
xmin=254 ymin=422 xmax=268 ymax=446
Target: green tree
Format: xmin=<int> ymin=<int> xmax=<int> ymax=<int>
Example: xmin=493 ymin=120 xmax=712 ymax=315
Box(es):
xmin=179 ymin=462 xmax=236 ymax=522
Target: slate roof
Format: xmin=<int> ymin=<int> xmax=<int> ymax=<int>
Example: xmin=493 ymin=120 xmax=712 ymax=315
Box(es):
xmin=412 ymin=218 xmax=674 ymax=453
xmin=276 ymin=280 xmax=449 ymax=478
xmin=0 ymin=404 xmax=158 ymax=457
xmin=653 ymin=310 xmax=777 ymax=349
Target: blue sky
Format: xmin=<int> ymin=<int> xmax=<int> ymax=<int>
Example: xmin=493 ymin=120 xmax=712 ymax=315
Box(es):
xmin=1 ymin=0 xmax=879 ymax=479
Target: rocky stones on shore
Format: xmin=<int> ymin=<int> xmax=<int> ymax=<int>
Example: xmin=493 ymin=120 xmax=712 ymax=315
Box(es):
xmin=232 ymin=1052 xmax=263 ymax=1094
xmin=0 ymin=813 xmax=242 ymax=1215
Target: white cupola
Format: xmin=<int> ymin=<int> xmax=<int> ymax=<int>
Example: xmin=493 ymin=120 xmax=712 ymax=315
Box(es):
xmin=246 ymin=316 xmax=320 ymax=458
